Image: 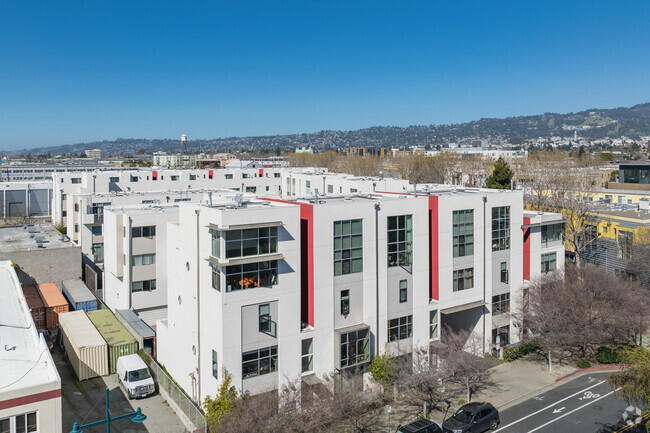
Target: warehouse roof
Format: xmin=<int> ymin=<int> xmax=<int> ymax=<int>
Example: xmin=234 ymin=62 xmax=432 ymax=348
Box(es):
xmin=0 ymin=223 xmax=74 ymax=253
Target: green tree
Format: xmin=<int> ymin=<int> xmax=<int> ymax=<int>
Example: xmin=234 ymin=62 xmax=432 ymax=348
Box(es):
xmin=608 ymin=345 xmax=650 ymax=409
xmin=485 ymin=157 xmax=515 ymax=189
xmin=203 ymin=368 xmax=239 ymax=428
xmin=368 ymin=347 xmax=398 ymax=388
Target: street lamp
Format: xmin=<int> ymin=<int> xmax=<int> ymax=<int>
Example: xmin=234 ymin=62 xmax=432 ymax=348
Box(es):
xmin=70 ymin=388 xmax=147 ymax=433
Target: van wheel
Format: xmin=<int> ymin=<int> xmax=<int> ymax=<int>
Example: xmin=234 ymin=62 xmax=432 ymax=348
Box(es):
xmin=490 ymin=419 xmax=499 ymax=430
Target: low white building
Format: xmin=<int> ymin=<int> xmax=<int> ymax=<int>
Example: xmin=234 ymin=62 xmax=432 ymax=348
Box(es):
xmin=0 ymin=260 xmax=62 ymax=433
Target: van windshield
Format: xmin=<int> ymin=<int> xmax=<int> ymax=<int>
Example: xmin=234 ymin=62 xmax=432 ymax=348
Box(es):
xmin=128 ymin=368 xmax=152 ymax=382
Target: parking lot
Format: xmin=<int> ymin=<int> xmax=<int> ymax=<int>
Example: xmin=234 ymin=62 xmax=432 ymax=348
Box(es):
xmin=54 ymin=349 xmax=187 ymax=433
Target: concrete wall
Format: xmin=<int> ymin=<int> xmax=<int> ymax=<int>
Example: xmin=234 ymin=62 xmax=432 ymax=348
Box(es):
xmin=0 ymin=247 xmax=81 ymax=287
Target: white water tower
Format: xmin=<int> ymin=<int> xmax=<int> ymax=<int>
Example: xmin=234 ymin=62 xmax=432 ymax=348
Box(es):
xmin=181 ymin=134 xmax=188 ymax=153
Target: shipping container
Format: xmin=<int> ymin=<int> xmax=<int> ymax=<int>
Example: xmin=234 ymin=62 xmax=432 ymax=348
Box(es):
xmin=87 ymin=309 xmax=139 ymax=374
xmin=59 ymin=311 xmax=109 ymax=380
xmin=61 ymin=279 xmax=97 ymax=312
xmin=115 ymin=309 xmax=156 ymax=358
xmin=37 ymin=282 xmax=69 ymax=329
xmin=22 ymin=285 xmax=46 ymax=329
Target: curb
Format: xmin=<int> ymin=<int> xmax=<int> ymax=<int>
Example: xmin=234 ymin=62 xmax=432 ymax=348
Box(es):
xmin=554 ymin=365 xmax=624 ymax=382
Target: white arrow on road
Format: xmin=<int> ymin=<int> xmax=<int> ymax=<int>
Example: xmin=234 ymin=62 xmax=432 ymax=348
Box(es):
xmin=552 ymin=407 xmax=565 ymax=414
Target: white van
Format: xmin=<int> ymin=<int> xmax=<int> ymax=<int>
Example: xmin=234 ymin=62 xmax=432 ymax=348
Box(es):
xmin=116 ymin=354 xmax=155 ymax=399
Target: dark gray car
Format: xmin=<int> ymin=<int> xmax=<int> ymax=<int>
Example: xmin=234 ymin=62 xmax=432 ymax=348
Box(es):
xmin=397 ymin=418 xmax=442 ymax=433
xmin=442 ymin=402 xmax=499 ymax=433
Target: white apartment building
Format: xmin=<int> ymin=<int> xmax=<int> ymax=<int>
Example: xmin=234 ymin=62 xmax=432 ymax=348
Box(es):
xmin=152 ymin=153 xmax=197 ymax=169
xmin=0 ymin=260 xmax=62 ymax=433
xmin=156 ymin=187 xmax=564 ymax=403
xmin=281 ymin=169 xmax=410 ymax=197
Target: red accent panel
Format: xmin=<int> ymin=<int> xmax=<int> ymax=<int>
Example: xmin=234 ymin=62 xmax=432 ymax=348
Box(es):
xmin=152 ymin=170 xmax=158 ymax=181
xmin=261 ymin=198 xmax=314 ymax=326
xmin=429 ymin=196 xmax=439 ymax=301
xmin=523 ymin=217 xmax=531 ymax=281
xmin=0 ymin=389 xmax=61 ymax=410
xmin=259 ymin=169 xmax=264 ymax=177
xmin=208 ymin=170 xmax=214 ymax=179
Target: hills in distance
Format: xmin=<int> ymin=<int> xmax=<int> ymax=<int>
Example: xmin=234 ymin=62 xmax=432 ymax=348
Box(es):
xmin=6 ymin=102 xmax=650 ymax=157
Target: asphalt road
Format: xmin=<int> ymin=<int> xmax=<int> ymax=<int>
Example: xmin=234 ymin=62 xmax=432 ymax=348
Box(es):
xmin=495 ymin=372 xmax=647 ymax=433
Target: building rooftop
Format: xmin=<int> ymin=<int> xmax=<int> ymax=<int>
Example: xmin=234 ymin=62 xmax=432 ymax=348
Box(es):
xmin=0 ymin=223 xmax=75 ymax=253
xmin=106 ymin=204 xmax=182 ymax=216
xmin=0 ymin=261 xmax=60 ymax=392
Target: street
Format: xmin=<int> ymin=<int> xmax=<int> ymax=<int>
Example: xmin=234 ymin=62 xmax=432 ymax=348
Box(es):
xmin=496 ymin=372 xmax=647 ymax=433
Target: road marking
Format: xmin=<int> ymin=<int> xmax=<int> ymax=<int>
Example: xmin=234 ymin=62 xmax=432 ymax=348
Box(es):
xmin=526 ymin=388 xmax=620 ymax=433
xmin=494 ymin=380 xmax=606 ymax=432
xmin=578 ymin=391 xmax=600 ymax=400
xmin=552 ymin=407 xmax=565 ymax=414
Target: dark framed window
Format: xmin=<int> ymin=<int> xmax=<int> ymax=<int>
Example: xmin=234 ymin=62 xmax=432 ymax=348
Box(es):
xmin=210 ymin=230 xmax=221 ymax=258
xmin=259 ymin=304 xmax=271 ymax=333
xmin=91 ymin=225 xmax=102 ymax=236
xmin=453 ymin=268 xmax=474 ymax=292
xmin=109 ymin=177 xmax=119 ymax=183
xmin=388 ymin=315 xmax=413 ymax=341
xmin=399 ymin=280 xmax=407 ymax=303
xmin=541 ymin=252 xmax=556 ymax=273
xmin=492 ymin=293 xmax=510 ymax=315
xmin=500 ymin=262 xmax=508 ymax=284
xmin=301 ymin=338 xmax=313 ymax=373
xmin=334 ymin=220 xmax=363 ymax=275
xmin=132 ymin=253 xmax=155 ymax=266
xmin=453 ymin=209 xmax=474 ymax=257
xmin=132 ymin=225 xmax=156 ymax=238
xmin=92 ymin=243 xmax=104 ymax=263
xmin=131 ymin=279 xmax=156 ymax=292
xmin=541 ymin=223 xmax=562 ymax=246
xmin=212 ymin=350 xmax=218 ymax=379
xmin=340 ymin=328 xmax=369 ymax=368
xmin=242 ymin=346 xmax=278 ymax=379
xmin=340 ymin=290 xmax=350 ymax=316
xmin=492 ymin=206 xmax=511 ymax=251
xmin=71 ymin=178 xmax=81 ymax=184
xmin=429 ymin=310 xmax=439 ymax=339
xmin=224 ymin=260 xmax=278 ymax=292
xmin=225 ymin=227 xmax=278 ymax=259
xmin=387 ymin=215 xmax=413 ymax=269
xmin=211 ymin=264 xmax=221 ymax=291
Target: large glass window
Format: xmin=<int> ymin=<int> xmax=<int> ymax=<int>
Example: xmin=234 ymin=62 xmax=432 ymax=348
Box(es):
xmin=492 ymin=293 xmax=510 ymax=315
xmin=92 ymin=243 xmax=104 ymax=263
xmin=492 ymin=206 xmax=511 ymax=251
xmin=131 ymin=279 xmax=156 ymax=292
xmin=387 ymin=215 xmax=413 ymax=268
xmin=302 ymin=338 xmax=313 ymax=373
xmin=334 ymin=220 xmax=363 ymax=276
xmin=453 ymin=268 xmax=474 ymax=292
xmin=453 ymin=210 xmax=474 ymax=257
xmin=388 ymin=315 xmax=413 ymax=341
xmin=541 ymin=252 xmax=557 ymax=273
xmin=91 ymin=225 xmax=102 ymax=236
xmin=132 ymin=226 xmax=156 ymax=238
xmin=242 ymin=346 xmax=278 ymax=379
xmin=224 ymin=260 xmax=278 ymax=292
xmin=225 ymin=227 xmax=278 ymax=259
xmin=340 ymin=329 xmax=370 ymax=368
xmin=541 ymin=224 xmax=562 ymax=246
xmin=132 ymin=253 xmax=156 ymax=266
xmin=1 ymin=412 xmax=37 ymax=433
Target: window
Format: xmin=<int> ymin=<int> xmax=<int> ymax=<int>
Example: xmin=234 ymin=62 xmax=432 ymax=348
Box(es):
xmin=91 ymin=225 xmax=102 ymax=236
xmin=212 ymin=350 xmax=218 ymax=379
xmin=243 ymin=173 xmax=250 ymax=179
xmin=132 ymin=226 xmax=156 ymax=238
xmin=340 ymin=290 xmax=350 ymax=316
xmin=619 ymin=231 xmax=633 ymax=260
xmin=399 ymin=280 xmax=407 ymax=303
xmin=71 ymin=178 xmax=81 ymax=184
xmin=492 ymin=325 xmax=510 ymax=347
xmin=141 ymin=199 xmax=158 ymax=204
xmin=334 ymin=220 xmax=363 ymax=276
xmin=429 ymin=310 xmax=438 ymax=339
xmin=190 ymin=174 xmax=197 ymax=180
xmin=259 ymin=304 xmax=271 ymax=333
xmin=132 ymin=253 xmax=156 ymax=266
xmin=62 ymin=211 xmax=67 ymax=217
xmin=541 ymin=252 xmax=556 ymax=273
xmin=1 ymin=412 xmax=37 ymax=433
xmin=387 ymin=215 xmax=413 ymax=268
xmin=453 ymin=268 xmax=474 ymax=292
xmin=210 ymin=230 xmax=221 ymax=258
xmin=302 ymin=338 xmax=313 ymax=373
xmin=274 ymin=173 xmax=281 ymax=178
xmin=453 ymin=210 xmax=474 ymax=257
xmin=350 ymin=188 xmax=357 ymax=193
xmin=225 ymin=174 xmax=233 ymax=179
xmin=500 ymin=262 xmax=508 ymax=284
xmin=92 ymin=243 xmax=104 ymax=262
xmin=61 ymin=193 xmax=67 ymax=200
xmin=492 ymin=206 xmax=511 ymax=251
xmin=109 ymin=176 xmax=119 ymax=182
xmin=225 ymin=227 xmax=278 ymax=259
xmin=242 ymin=346 xmax=277 ymax=379
xmin=388 ymin=315 xmax=413 ymax=341
xmin=224 ymin=260 xmax=278 ymax=292
xmin=131 ymin=279 xmax=156 ymax=292
xmin=174 ymin=198 xmax=191 ymax=202
xmin=130 ymin=175 xmax=139 ymax=182
xmin=541 ymin=224 xmax=562 ymax=246
xmin=211 ymin=264 xmax=221 ymax=291
xmin=74 ymin=224 xmax=79 ymax=233
xmin=74 ymin=203 xmax=79 ymax=212
xmin=492 ymin=293 xmax=510 ymax=315
xmin=246 ymin=186 xmax=257 ymax=193
xmin=306 ymin=180 xmax=311 ymax=194
xmin=340 ymin=328 xmax=369 ymax=368
xmin=327 ymin=184 xmax=333 ymax=193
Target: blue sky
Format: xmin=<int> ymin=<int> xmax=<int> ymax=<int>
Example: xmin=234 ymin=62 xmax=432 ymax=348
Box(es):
xmin=1 ymin=1 xmax=649 ymax=150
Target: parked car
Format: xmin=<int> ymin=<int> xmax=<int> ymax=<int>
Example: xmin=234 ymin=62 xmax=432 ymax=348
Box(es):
xmin=397 ymin=418 xmax=441 ymax=433
xmin=442 ymin=402 xmax=499 ymax=433
xmin=116 ymin=354 xmax=155 ymax=399
xmin=38 ymin=329 xmax=53 ymax=352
